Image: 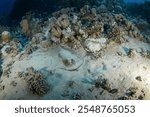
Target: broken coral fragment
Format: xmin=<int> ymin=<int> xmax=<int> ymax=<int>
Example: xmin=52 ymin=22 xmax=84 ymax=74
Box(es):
xmin=20 ymin=67 xmax=50 ymax=96
xmin=84 ymin=38 xmax=107 ymax=52
xmin=1 ymin=31 xmax=11 ymax=43
xmin=20 ymin=19 xmax=30 ymax=35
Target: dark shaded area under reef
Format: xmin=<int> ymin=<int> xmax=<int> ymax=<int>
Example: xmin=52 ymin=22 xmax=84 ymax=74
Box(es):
xmin=5 ymin=0 xmax=125 ymax=24
xmin=0 ymin=0 xmax=149 ymax=26
xmin=126 ymin=1 xmax=150 ymax=23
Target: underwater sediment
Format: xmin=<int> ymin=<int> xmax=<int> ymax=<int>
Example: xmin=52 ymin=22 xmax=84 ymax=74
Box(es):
xmin=0 ymin=0 xmax=150 ymax=100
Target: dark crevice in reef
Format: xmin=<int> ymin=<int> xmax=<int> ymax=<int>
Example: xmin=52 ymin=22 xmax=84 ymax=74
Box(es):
xmin=0 ymin=45 xmax=3 ymax=77
xmin=0 ymin=60 xmax=3 ymax=78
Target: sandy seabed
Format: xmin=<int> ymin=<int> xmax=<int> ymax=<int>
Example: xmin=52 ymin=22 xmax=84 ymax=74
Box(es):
xmin=0 ymin=5 xmax=150 ymax=100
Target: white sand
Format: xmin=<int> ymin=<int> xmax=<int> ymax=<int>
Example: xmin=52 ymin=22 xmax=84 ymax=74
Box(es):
xmin=0 ymin=37 xmax=150 ymax=100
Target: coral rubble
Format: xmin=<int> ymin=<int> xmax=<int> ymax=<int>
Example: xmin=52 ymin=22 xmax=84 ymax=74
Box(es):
xmin=18 ymin=67 xmax=50 ymax=96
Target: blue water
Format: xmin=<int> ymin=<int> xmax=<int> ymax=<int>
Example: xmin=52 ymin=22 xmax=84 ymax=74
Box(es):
xmin=0 ymin=0 xmax=149 ymax=24
xmin=0 ymin=0 xmax=15 ymax=14
xmin=0 ymin=0 xmax=149 ymax=15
